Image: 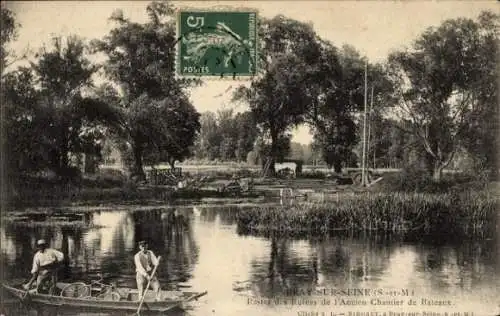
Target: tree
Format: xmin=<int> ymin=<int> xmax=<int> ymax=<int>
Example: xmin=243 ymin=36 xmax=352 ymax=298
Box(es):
xmin=232 ymin=15 xmax=322 ymax=174
xmin=1 ymin=7 xmax=24 ymax=180
xmin=303 ymin=44 xmax=385 ymax=173
xmin=193 ymin=109 xmax=257 ymax=162
xmin=233 ymin=111 xmax=258 ymax=161
xmin=388 ymin=11 xmax=499 ymax=181
xmin=3 ymin=34 xmax=113 ymax=178
xmin=3 ymin=35 xmax=106 ymax=177
xmin=252 ymin=133 xmax=291 ymax=168
xmin=217 ymin=109 xmax=237 ymax=160
xmin=460 ymin=11 xmax=499 ymax=176
xmin=93 ymin=2 xmax=200 ymax=179
xmin=142 ymin=96 xmax=200 ymax=168
xmin=1 ymin=7 xmax=20 ymax=75
xmin=194 ymin=111 xmax=221 ymax=160
xmin=30 ymin=36 xmax=101 ymax=175
xmin=366 ymin=116 xmax=401 ymax=169
xmin=313 ymin=118 xmax=357 ymax=172
xmin=1 ymin=7 xmax=32 ymax=79
xmin=2 ymin=67 xmax=46 ymax=175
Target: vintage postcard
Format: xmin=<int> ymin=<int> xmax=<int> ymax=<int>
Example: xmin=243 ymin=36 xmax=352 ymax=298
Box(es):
xmin=0 ymin=1 xmax=498 ymax=316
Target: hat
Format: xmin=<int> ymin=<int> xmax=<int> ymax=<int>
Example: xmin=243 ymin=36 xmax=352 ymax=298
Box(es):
xmin=37 ymin=239 xmax=47 ymax=246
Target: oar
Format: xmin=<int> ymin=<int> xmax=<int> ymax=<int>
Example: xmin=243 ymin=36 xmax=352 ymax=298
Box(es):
xmin=135 ymin=256 xmax=161 ymax=316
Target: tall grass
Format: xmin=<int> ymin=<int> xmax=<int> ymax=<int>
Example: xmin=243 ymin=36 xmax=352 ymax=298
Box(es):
xmin=236 ymin=191 xmax=498 ymax=239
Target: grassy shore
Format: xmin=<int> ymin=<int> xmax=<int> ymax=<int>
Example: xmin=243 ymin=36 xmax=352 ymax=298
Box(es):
xmin=236 ymin=191 xmax=498 ymax=239
xmin=6 ymin=184 xmax=262 ymax=208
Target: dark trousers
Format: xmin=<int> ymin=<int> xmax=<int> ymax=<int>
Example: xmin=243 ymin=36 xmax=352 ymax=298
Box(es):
xmin=36 ymin=269 xmax=57 ymax=294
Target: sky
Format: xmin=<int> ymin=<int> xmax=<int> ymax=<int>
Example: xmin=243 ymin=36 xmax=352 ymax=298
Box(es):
xmin=4 ymin=1 xmax=497 ymax=144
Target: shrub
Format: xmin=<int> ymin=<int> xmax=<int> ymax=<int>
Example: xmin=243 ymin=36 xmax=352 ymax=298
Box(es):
xmin=300 ymin=170 xmax=326 ymax=179
xmin=80 ymin=168 xmax=127 ymax=188
xmin=375 ymin=166 xmax=491 ymax=194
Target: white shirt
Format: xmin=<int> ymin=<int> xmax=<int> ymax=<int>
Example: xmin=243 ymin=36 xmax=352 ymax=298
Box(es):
xmin=31 ymin=248 xmax=64 ymax=274
xmin=134 ymin=250 xmax=159 ymax=277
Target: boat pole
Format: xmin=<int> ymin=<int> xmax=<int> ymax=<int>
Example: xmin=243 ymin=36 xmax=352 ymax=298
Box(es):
xmin=361 ymin=60 xmax=368 ymax=186
xmin=136 ymin=256 xmax=162 ymax=316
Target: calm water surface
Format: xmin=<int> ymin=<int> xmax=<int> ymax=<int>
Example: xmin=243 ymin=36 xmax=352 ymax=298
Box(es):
xmin=1 ymin=206 xmax=499 ymax=316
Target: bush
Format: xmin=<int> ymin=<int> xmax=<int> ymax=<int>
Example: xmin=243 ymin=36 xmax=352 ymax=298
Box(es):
xmin=81 ymin=168 xmax=127 ymax=188
xmin=179 ymin=158 xmax=251 ymax=167
xmin=184 ymin=168 xmax=259 ymax=180
xmin=300 ymin=170 xmax=326 ymax=179
xmin=57 ymin=166 xmax=83 ymax=183
xmin=375 ymin=166 xmax=491 ymax=193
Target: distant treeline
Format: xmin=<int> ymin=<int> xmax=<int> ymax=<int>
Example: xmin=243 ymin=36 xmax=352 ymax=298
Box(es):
xmin=184 ymin=108 xmax=490 ymax=173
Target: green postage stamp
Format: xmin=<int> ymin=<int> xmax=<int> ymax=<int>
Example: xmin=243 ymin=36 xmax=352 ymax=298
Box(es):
xmin=176 ymin=8 xmax=258 ymax=79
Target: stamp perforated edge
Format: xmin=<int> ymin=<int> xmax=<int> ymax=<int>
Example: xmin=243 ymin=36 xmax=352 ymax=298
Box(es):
xmin=174 ymin=5 xmax=259 ymax=81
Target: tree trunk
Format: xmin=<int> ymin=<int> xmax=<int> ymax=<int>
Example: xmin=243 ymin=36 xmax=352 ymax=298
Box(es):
xmin=59 ymin=135 xmax=70 ymax=172
xmin=432 ymin=163 xmax=444 ymax=182
xmin=49 ymin=148 xmax=60 ymax=173
xmin=59 ymin=148 xmax=69 ymax=171
xmin=269 ymin=131 xmax=278 ymax=176
xmin=58 ymin=121 xmax=71 ymax=174
xmin=268 ymin=157 xmax=275 ymax=176
xmin=168 ymin=159 xmax=176 ymax=169
xmin=58 ymin=142 xmax=72 ymax=184
xmin=132 ymin=143 xmax=146 ymax=181
xmin=333 ymin=158 xmax=342 ymax=174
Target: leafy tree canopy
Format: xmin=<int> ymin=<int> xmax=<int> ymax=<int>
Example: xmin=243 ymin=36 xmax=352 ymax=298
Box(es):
xmin=93 ymin=1 xmax=201 ymax=178
xmin=388 ymin=10 xmax=499 ymax=180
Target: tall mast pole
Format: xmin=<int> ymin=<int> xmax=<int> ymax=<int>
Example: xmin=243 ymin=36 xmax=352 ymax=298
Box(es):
xmin=368 ymin=85 xmax=374 ymax=169
xmin=361 ymin=60 xmax=368 ymax=186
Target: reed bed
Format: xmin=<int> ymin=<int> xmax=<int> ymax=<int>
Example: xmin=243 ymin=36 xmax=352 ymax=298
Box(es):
xmin=236 ymin=191 xmax=498 ymax=239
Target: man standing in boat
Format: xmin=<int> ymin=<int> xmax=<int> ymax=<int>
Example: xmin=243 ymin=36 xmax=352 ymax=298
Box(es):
xmin=134 ymin=240 xmax=161 ymax=301
xmin=23 ymin=239 xmax=64 ymax=294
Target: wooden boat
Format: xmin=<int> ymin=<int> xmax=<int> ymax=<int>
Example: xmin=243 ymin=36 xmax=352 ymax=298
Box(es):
xmin=2 ymin=282 xmax=207 ymax=313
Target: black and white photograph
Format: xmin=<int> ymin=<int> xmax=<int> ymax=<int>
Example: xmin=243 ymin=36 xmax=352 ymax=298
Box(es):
xmin=1 ymin=1 xmax=499 ymax=316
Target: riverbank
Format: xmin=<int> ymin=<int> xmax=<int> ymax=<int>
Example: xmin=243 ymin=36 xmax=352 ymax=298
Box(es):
xmin=4 ymin=169 xmax=498 ymax=210
xmin=236 ymin=190 xmax=499 ymax=240
xmin=4 ymin=178 xmax=266 ymax=209
xmin=2 ymin=169 xmax=355 ymax=209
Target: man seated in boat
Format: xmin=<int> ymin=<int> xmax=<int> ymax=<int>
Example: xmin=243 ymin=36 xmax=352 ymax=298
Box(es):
xmin=134 ymin=240 xmax=161 ymax=301
xmin=22 ymin=239 xmax=64 ymax=294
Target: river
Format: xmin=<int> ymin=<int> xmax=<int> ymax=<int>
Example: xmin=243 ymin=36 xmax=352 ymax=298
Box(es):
xmin=1 ymin=205 xmax=499 ymax=316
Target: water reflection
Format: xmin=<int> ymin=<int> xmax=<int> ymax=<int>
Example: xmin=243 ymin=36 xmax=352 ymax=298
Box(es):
xmin=1 ymin=205 xmax=499 ymax=316
xmin=246 ymin=236 xmax=395 ymax=297
xmin=247 ymin=236 xmax=322 ymax=297
xmin=244 ymin=233 xmax=499 ymax=314
xmin=1 ymin=208 xmax=199 ymax=287
xmin=198 ymin=206 xmax=240 ymax=226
